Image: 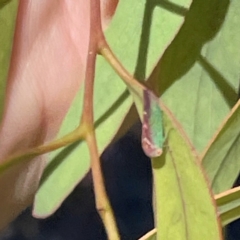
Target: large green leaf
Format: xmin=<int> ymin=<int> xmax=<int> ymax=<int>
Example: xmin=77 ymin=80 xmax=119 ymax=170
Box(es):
xmin=0 ymin=0 xmax=18 ymax=121
xmin=202 ymin=100 xmax=240 ymax=194
xmin=152 ymin=107 xmax=222 ymax=240
xmin=157 ymin=0 xmax=239 ymax=152
xmin=216 ymin=186 xmax=240 ymax=226
xmin=34 ymin=0 xmax=191 ymax=217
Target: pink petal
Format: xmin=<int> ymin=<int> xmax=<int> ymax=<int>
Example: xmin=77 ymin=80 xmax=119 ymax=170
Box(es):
xmin=0 ymin=0 xmax=119 ymax=230
xmin=0 ymin=0 xmax=90 ymax=229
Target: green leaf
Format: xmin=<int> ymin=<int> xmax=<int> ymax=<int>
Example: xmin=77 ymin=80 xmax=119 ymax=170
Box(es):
xmin=202 ymin=101 xmax=240 ymax=194
xmin=158 ymin=0 xmax=239 ymax=152
xmin=216 ymin=187 xmax=240 ymax=226
xmin=152 ymin=107 xmax=222 ymax=240
xmin=33 ymin=86 xmax=132 ymax=217
xmin=34 ymin=0 xmax=191 ymax=217
xmin=0 ymin=0 xmax=18 ymax=121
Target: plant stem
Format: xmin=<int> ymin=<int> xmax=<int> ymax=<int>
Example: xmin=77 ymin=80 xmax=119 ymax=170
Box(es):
xmin=0 ymin=125 xmax=86 ymax=174
xmin=99 ymin=41 xmax=147 ymax=92
xmin=151 ymin=157 xmax=162 ymax=239
xmin=139 ymin=228 xmax=157 ymax=240
xmin=80 ymin=1 xmax=120 ymax=239
xmin=87 ymin=131 xmax=120 ymax=240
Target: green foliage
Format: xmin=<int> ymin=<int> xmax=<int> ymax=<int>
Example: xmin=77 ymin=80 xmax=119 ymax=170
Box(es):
xmin=216 ymin=187 xmax=240 ymax=227
xmin=33 ymin=0 xmax=191 ymax=217
xmin=151 ymin=111 xmax=222 ymax=240
xmin=160 ymin=0 xmax=238 ymax=152
xmin=202 ymin=102 xmax=240 ymax=194
xmin=0 ymin=0 xmax=240 ymax=238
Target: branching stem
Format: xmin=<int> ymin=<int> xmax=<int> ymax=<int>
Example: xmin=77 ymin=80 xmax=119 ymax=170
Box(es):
xmin=99 ymin=41 xmax=147 ymax=92
xmin=0 ymin=125 xmax=86 ymax=174
xmin=81 ymin=1 xmax=120 ymax=239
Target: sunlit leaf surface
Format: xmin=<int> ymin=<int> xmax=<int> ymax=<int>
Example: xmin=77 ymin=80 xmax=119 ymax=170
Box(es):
xmin=159 ymin=0 xmax=239 ymax=152
xmin=202 ymin=100 xmax=240 ymax=194
xmin=152 ymin=107 xmax=222 ymax=240
xmin=216 ymin=187 xmax=240 ymax=226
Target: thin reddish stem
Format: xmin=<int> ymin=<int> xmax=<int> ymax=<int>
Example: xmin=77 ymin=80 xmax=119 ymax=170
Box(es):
xmin=80 ymin=1 xmax=120 ymax=239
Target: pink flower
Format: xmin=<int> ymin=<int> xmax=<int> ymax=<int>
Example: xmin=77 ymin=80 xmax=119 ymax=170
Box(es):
xmin=0 ymin=0 xmax=118 ymax=230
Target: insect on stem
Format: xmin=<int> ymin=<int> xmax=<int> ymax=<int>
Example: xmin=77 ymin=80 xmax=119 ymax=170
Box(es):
xmin=141 ymin=89 xmax=164 ymax=158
